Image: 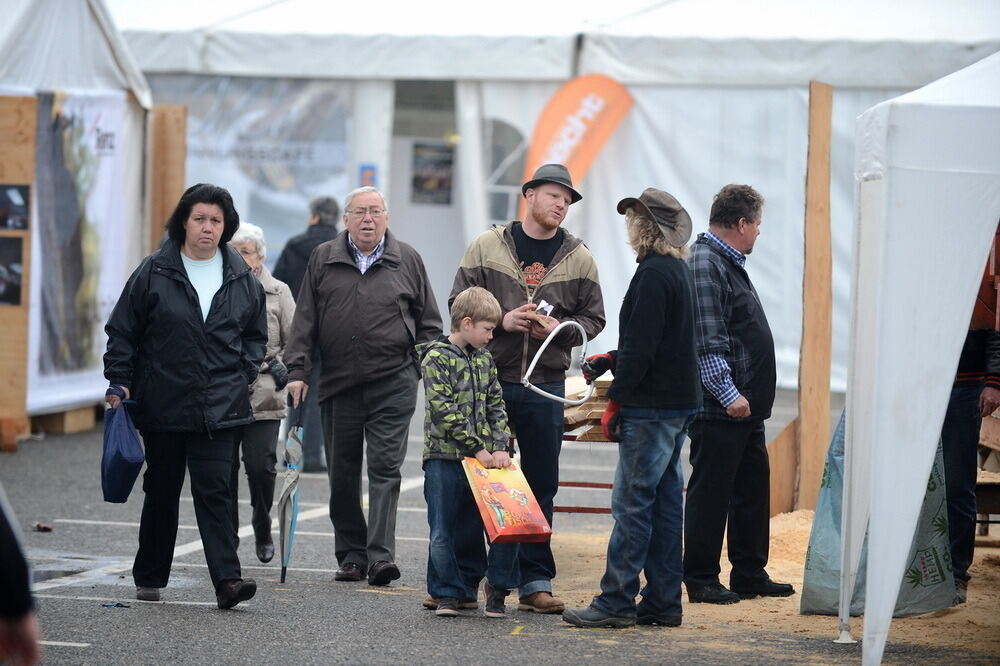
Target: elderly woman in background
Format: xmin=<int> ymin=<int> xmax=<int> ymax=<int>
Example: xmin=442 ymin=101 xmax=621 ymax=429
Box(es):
xmin=229 ymin=222 xmax=295 ymax=564
xmin=104 ymin=183 xmax=266 ymax=610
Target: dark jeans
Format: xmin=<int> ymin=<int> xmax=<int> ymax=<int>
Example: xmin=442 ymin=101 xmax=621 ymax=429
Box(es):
xmin=321 ymin=365 xmax=418 ymax=568
xmin=941 ymin=384 xmax=982 ymax=582
xmin=134 ymin=428 xmax=242 ymax=589
xmin=301 ymin=352 xmax=326 ymax=470
xmin=592 ymin=409 xmax=693 ymax=617
xmin=423 ymin=459 xmax=519 ymax=599
xmin=501 ymin=380 xmax=564 ymax=596
xmin=229 ymin=419 xmax=279 ymax=543
xmin=683 ymin=419 xmax=770 ymax=589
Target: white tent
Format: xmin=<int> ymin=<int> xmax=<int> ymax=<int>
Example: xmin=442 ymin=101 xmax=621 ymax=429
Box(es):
xmin=845 ymin=51 xmax=1000 ymax=664
xmin=106 ymin=0 xmax=1000 ymax=388
xmin=0 ymin=0 xmax=150 ymax=414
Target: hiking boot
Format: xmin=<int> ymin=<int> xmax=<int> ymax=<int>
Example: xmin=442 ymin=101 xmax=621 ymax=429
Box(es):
xmin=484 ymin=582 xmax=509 ymax=618
xmin=518 ymin=591 xmax=565 ymax=614
xmin=435 ymin=598 xmax=459 ymax=617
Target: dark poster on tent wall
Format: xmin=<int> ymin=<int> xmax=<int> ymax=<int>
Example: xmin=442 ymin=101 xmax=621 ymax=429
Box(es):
xmin=0 ymin=184 xmax=30 ymax=230
xmin=411 ymin=143 xmax=453 ymax=205
xmin=0 ymin=237 xmax=23 ymax=306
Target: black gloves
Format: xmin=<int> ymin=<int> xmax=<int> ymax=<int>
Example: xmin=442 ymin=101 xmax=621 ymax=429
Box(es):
xmin=268 ymin=359 xmax=289 ymax=390
xmin=582 ymin=353 xmax=615 ymax=383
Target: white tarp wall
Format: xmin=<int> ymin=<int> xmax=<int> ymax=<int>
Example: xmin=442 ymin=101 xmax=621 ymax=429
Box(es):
xmin=847 ymin=51 xmax=1000 ymax=664
xmin=0 ymin=0 xmax=149 ymax=414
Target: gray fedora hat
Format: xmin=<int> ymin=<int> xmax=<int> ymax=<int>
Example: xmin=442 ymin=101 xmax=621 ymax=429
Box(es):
xmin=617 ymin=187 xmax=692 ymax=247
xmin=521 ymin=163 xmax=582 ymax=204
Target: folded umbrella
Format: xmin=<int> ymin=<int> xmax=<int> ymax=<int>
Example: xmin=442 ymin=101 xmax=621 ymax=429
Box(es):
xmin=277 ymin=402 xmax=304 ymax=583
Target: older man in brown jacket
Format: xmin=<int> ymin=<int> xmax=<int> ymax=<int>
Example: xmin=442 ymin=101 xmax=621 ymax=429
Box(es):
xmin=285 ymin=186 xmax=442 ymax=587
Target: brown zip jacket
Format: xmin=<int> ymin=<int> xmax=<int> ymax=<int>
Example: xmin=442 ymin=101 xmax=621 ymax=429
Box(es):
xmin=450 ymin=223 xmax=605 ymax=384
xmin=284 ymin=230 xmax=442 ymax=401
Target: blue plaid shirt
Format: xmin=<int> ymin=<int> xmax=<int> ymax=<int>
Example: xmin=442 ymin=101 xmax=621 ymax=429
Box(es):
xmin=696 ymin=231 xmax=745 ymax=407
xmin=348 ymin=235 xmax=386 ymax=274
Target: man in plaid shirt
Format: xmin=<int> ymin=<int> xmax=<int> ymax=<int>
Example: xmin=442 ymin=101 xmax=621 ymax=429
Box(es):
xmin=683 ymin=184 xmax=795 ymax=605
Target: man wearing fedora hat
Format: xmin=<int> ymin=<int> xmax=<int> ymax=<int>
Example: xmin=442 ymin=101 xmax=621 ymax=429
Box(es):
xmin=682 ymin=184 xmax=794 ymax=605
xmin=563 ymin=188 xmax=702 ymax=628
xmin=450 ymin=163 xmax=605 ymax=614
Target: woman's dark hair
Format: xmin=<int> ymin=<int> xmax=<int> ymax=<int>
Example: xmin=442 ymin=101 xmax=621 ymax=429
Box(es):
xmin=166 ymin=183 xmax=240 ymax=245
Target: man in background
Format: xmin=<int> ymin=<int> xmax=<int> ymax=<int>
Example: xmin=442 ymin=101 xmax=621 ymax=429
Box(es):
xmin=273 ymin=196 xmax=340 ymax=472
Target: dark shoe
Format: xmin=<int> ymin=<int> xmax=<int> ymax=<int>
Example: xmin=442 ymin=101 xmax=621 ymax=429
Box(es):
xmin=484 ymin=582 xmax=509 ymax=618
xmin=334 ymin=562 xmax=365 ymax=582
xmin=256 ymin=539 xmax=274 ymax=564
xmin=135 ymin=586 xmax=160 ymax=602
xmin=562 ymin=606 xmax=636 ymax=628
xmin=423 ymin=595 xmax=478 ymax=610
xmin=216 ymin=578 xmax=257 ymax=609
xmin=730 ymin=578 xmax=795 ymax=599
xmin=435 ymin=598 xmax=459 ymax=617
xmin=518 ymin=591 xmax=565 ymax=614
xmin=686 ymin=582 xmax=741 ymax=604
xmin=636 ymin=608 xmax=682 ymax=626
xmin=367 ymin=560 xmax=401 ymax=586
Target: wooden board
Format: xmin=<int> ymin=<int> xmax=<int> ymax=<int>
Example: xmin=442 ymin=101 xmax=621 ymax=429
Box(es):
xmin=981 ymin=414 xmax=1000 ymax=453
xmin=33 ymin=406 xmax=97 ymax=434
xmin=797 ymin=80 xmax=834 ymax=510
xmin=767 ymin=418 xmax=799 ymax=517
xmin=0 ymin=96 xmax=36 ymax=451
xmin=148 ymin=105 xmax=187 ymax=252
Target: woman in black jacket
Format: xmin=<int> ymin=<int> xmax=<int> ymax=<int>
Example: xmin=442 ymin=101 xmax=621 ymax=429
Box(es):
xmin=104 ymin=183 xmax=267 ymax=610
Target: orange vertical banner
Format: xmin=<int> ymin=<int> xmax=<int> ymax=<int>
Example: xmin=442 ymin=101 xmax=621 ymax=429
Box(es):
xmin=518 ymin=74 xmax=633 ymax=218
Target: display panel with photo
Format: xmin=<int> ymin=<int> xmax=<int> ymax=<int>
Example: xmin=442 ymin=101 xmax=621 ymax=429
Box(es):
xmin=411 ymin=143 xmax=453 ymax=205
xmin=0 ymin=237 xmax=23 ymax=306
xmin=0 ymin=185 xmax=30 ymax=230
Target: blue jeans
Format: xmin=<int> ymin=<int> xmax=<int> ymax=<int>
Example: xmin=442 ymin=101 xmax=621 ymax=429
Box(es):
xmin=501 ymin=380 xmax=564 ymax=596
xmin=424 ymin=459 xmax=519 ymax=599
xmin=591 ymin=408 xmax=694 ymax=617
xmin=941 ymin=384 xmax=982 ymax=582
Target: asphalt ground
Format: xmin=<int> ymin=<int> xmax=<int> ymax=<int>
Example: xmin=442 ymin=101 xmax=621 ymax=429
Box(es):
xmin=3 ymin=389 xmax=994 ymax=664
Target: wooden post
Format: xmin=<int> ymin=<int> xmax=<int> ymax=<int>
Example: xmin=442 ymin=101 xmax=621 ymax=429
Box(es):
xmin=148 ymin=105 xmax=187 ymax=252
xmin=768 ymin=418 xmax=799 ymax=516
xmin=797 ymin=81 xmax=834 ymax=510
xmin=0 ymin=96 xmax=37 ymax=452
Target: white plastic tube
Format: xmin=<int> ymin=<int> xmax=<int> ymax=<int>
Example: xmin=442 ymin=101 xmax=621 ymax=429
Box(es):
xmin=521 ymin=320 xmax=595 ymax=406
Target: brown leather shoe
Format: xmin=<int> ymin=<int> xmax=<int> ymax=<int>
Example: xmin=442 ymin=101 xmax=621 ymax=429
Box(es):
xmin=334 ymin=562 xmax=365 ymax=582
xmin=518 ymin=591 xmax=565 ymax=614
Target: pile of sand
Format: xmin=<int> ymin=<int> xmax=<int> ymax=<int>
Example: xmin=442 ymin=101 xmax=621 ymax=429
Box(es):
xmin=553 ymin=510 xmax=1000 ymax=654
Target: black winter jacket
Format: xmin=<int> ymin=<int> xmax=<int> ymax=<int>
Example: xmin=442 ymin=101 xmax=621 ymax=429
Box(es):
xmin=607 ymin=253 xmax=702 ymax=410
xmin=272 ymin=224 xmax=339 ymax=301
xmin=104 ymin=241 xmax=267 ymax=433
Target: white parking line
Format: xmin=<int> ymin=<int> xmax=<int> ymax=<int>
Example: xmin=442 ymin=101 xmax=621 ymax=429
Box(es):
xmin=33 ymin=475 xmax=425 ymax=591
xmin=34 ymin=593 xmax=217 ymax=607
xmin=40 ymin=640 xmax=91 ymax=648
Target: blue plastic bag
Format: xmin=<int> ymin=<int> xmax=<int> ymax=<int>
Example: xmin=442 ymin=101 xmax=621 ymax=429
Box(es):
xmin=101 ymin=402 xmax=144 ymax=503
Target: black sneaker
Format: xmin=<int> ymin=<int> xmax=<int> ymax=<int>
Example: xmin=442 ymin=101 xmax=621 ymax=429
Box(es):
xmin=484 ymin=582 xmax=509 ymax=618
xmin=686 ymin=582 xmax=740 ymax=604
xmin=435 ymin=598 xmax=459 ymax=617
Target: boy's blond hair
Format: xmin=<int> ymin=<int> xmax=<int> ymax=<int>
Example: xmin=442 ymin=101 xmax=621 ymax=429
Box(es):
xmin=450 ymin=286 xmax=502 ymax=332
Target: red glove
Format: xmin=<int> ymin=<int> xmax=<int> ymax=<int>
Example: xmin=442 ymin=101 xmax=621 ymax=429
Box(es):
xmin=601 ymin=399 xmax=622 ymax=442
xmin=582 ymin=353 xmax=615 ymax=383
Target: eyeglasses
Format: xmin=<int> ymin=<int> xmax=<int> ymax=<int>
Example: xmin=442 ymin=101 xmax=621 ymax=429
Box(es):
xmin=347 ymin=207 xmax=386 ymax=218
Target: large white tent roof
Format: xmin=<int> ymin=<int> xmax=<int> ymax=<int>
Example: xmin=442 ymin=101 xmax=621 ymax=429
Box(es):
xmin=107 ymin=0 xmax=1000 ymax=86
xmin=0 ymin=0 xmax=151 ymax=106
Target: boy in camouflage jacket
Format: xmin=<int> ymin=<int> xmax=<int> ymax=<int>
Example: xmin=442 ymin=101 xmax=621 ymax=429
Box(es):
xmin=416 ymin=287 xmax=518 ymax=618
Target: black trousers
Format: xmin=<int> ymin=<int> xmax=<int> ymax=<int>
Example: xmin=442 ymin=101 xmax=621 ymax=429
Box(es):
xmin=683 ymin=419 xmax=770 ymax=588
xmin=134 ymin=428 xmax=242 ymax=589
xmin=230 ymin=419 xmax=279 ymax=542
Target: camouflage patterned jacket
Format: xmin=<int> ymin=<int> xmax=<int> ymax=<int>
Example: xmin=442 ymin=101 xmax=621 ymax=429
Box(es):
xmin=417 ymin=337 xmax=510 ymax=464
